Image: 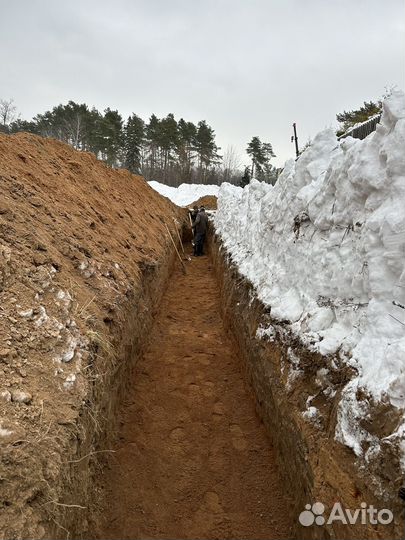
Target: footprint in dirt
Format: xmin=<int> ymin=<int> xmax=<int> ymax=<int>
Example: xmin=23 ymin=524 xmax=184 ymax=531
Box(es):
xmin=169 ymin=426 xmax=186 ymax=442
xmin=202 ymin=381 xmax=215 ymax=397
xmin=204 ymin=491 xmax=223 ymax=513
xmin=212 ymin=401 xmax=225 ymax=419
xmin=229 ymin=423 xmax=247 ymax=450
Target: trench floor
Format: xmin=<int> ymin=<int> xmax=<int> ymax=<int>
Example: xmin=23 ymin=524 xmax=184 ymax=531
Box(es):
xmin=95 ymin=248 xmax=292 ymax=539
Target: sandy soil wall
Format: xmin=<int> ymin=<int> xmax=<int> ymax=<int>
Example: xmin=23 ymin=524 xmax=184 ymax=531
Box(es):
xmin=0 ymin=132 xmax=185 ymax=539
xmin=72 ymin=246 xmax=177 ymax=539
xmin=209 ymin=232 xmax=404 ymax=540
xmin=26 ymin=246 xmax=177 ymax=539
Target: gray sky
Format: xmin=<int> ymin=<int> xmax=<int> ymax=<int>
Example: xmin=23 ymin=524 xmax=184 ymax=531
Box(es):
xmin=1 ymin=0 xmax=404 ymax=167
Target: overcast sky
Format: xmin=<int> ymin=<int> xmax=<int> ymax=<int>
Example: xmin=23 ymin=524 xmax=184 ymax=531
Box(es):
xmin=1 ymin=0 xmax=404 ymax=167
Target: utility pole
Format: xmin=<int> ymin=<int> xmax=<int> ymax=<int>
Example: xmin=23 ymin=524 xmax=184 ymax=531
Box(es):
xmin=291 ymin=122 xmax=299 ymax=158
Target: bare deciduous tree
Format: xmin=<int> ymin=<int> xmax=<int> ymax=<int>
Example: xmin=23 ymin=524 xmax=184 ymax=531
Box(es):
xmin=0 ymin=99 xmax=17 ymax=129
xmin=222 ymin=145 xmax=243 ymax=183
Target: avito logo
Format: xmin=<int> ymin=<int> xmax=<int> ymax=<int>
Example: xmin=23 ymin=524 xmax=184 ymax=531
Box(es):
xmin=299 ymin=501 xmax=393 ymax=527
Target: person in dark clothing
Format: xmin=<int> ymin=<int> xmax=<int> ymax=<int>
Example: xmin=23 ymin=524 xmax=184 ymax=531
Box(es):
xmin=189 ymin=205 xmax=199 ymax=223
xmin=189 ymin=206 xmax=199 ymax=255
xmin=192 ymin=206 xmax=208 ymax=256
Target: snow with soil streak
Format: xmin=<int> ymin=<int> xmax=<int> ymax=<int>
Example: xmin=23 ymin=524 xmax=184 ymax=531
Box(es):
xmin=148 ymin=181 xmax=219 ymax=207
xmin=214 ymin=90 xmax=405 ymax=466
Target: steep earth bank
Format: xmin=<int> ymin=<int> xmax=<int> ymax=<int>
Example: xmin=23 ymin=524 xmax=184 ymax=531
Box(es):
xmin=209 ymin=232 xmax=403 ymax=540
xmin=0 ymin=133 xmax=184 ymax=539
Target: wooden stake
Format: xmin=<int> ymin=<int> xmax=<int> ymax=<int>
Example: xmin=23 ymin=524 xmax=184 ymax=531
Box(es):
xmin=173 ymin=219 xmax=185 ymax=254
xmin=189 ymin=212 xmax=195 ymax=238
xmin=165 ymin=224 xmax=187 ymax=274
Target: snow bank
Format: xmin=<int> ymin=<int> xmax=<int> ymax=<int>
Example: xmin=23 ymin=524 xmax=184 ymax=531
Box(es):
xmin=215 ymin=90 xmax=405 ymax=461
xmin=148 ymin=181 xmax=219 ymax=207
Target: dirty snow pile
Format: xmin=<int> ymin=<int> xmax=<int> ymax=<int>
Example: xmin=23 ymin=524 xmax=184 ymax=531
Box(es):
xmin=215 ymin=90 xmax=405 ymax=463
xmin=148 ymin=181 xmax=219 ymax=207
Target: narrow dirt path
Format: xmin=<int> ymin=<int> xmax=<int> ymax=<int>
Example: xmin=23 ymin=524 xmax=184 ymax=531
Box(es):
xmin=94 ymin=248 xmax=292 ymax=539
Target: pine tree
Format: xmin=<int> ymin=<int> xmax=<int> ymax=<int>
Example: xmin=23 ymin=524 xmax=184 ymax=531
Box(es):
xmin=123 ymin=114 xmax=145 ymax=174
xmin=336 ymin=100 xmax=382 ymax=135
xmin=9 ymin=119 xmax=38 ymax=135
xmin=194 ymin=121 xmax=220 ymax=183
xmin=246 ymin=136 xmax=265 ymax=177
xmin=101 ymin=108 xmax=123 ymax=167
xmin=145 ymin=114 xmax=160 ymax=178
xmin=85 ymin=107 xmax=105 ymax=155
xmin=240 ymin=166 xmax=251 ymax=188
xmin=262 ymin=142 xmax=276 ymax=161
xmin=257 ymin=142 xmax=277 ymax=183
xmin=177 ymin=119 xmax=197 ymax=183
xmin=246 ymin=137 xmax=276 ymax=181
xmin=158 ymin=113 xmax=178 ymax=183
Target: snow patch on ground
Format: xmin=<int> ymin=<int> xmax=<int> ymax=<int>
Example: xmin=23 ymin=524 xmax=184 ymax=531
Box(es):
xmin=0 ymin=425 xmax=13 ymax=437
xmin=148 ymin=181 xmax=219 ymax=207
xmin=302 ymin=405 xmax=320 ymax=424
xmin=256 ymin=324 xmax=276 ymax=341
xmin=215 ymin=90 xmax=405 ymax=464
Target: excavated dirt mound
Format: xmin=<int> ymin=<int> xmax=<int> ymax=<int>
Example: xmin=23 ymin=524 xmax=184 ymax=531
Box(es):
xmin=0 ymin=133 xmax=184 ymax=539
xmin=189 ymin=195 xmax=218 ymax=210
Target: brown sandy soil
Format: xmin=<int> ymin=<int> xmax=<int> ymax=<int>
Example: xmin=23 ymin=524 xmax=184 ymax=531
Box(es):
xmin=0 ymin=133 xmax=183 ymax=538
xmin=189 ymin=194 xmax=218 ymax=210
xmin=93 ymin=246 xmax=293 ymax=540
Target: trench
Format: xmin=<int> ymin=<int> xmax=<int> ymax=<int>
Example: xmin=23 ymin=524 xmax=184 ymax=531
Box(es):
xmin=91 ymin=242 xmax=293 ymax=539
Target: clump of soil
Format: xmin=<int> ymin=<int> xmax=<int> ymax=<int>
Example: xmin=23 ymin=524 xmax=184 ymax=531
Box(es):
xmin=189 ymin=194 xmax=218 ymax=210
xmin=0 ymin=132 xmax=183 ymax=538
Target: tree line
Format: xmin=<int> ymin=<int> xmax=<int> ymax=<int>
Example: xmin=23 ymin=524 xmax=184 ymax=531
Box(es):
xmin=0 ymin=98 xmax=281 ymax=187
xmin=0 ymin=95 xmax=387 ymax=187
